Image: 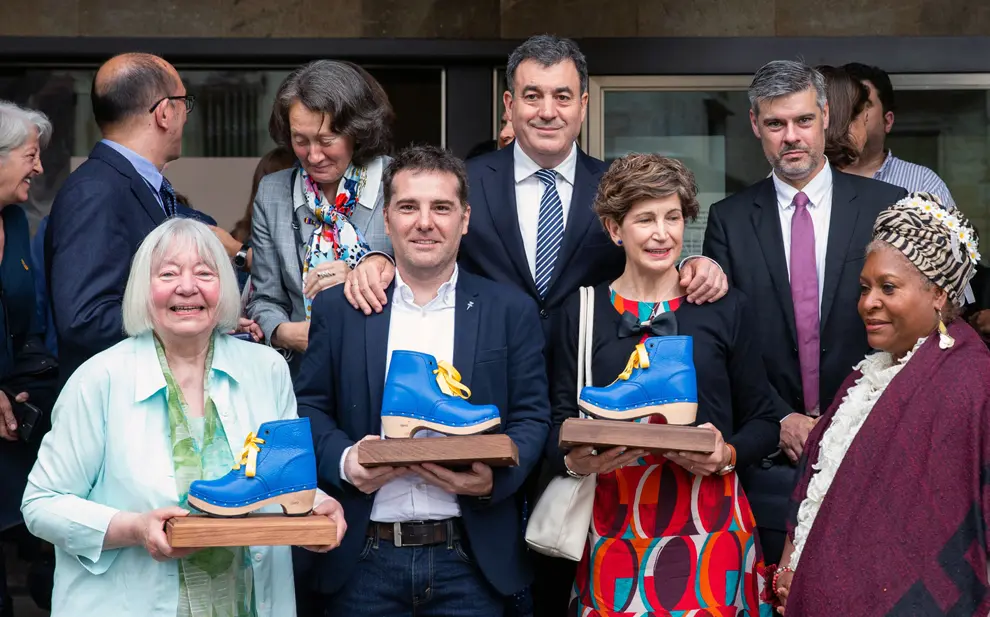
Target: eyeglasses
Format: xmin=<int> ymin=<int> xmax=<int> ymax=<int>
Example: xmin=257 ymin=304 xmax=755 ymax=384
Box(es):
xmin=148 ymin=94 xmax=196 ymax=114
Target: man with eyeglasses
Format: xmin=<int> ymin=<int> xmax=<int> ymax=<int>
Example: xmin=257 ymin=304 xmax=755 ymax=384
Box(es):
xmin=46 ymin=52 xmax=194 ymax=385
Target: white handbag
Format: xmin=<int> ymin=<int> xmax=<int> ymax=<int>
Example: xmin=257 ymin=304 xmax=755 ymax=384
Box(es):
xmin=525 ymin=286 xmax=596 ymax=561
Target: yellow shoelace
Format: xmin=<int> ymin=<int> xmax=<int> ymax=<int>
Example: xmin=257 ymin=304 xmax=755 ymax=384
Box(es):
xmin=232 ymin=432 xmax=266 ymax=477
xmin=617 ymin=344 xmax=651 ymax=381
xmin=434 ymin=360 xmax=472 ymax=399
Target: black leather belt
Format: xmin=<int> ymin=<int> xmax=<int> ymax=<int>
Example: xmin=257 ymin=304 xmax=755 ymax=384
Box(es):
xmin=369 ymin=519 xmax=461 ymax=547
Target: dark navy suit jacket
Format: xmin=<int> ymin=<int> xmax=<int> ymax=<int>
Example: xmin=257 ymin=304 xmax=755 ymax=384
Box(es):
xmin=295 ymin=269 xmax=551 ymax=597
xmin=45 ymin=142 xmax=167 ymax=385
xmin=460 ymin=145 xmax=625 ymax=345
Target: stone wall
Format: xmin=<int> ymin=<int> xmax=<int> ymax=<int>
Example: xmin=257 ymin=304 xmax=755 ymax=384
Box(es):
xmin=2 ymin=0 xmax=989 ymax=38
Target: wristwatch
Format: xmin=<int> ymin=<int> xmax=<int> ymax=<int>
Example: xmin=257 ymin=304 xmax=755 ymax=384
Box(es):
xmin=233 ymin=243 xmax=249 ymax=270
xmin=717 ymin=444 xmax=737 ymax=476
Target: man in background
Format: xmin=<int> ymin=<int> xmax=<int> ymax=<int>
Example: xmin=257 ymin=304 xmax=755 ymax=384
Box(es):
xmin=46 ymin=53 xmax=190 ymax=384
xmin=842 ymin=62 xmax=955 ymax=207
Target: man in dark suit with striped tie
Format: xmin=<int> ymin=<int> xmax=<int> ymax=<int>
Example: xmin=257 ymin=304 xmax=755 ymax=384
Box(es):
xmin=344 ymin=34 xmax=728 ymax=617
xmin=46 ymin=52 xmax=192 ymax=385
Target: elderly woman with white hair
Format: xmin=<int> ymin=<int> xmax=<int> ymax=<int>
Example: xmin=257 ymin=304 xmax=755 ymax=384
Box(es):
xmin=21 ymin=218 xmax=346 ymax=617
xmin=0 ymin=99 xmax=57 ymax=616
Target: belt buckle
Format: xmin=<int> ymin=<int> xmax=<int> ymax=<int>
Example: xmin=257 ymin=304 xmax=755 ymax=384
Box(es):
xmin=393 ymin=522 xmax=404 ymax=548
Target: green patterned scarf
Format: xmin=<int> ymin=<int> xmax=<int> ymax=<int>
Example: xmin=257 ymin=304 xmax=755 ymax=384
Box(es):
xmin=154 ymin=336 xmax=256 ymax=617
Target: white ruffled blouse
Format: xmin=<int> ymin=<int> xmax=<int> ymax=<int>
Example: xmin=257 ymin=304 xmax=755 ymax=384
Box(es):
xmin=789 ymin=338 xmax=926 ymax=570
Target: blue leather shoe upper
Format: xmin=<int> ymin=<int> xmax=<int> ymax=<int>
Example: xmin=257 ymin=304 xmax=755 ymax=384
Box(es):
xmin=579 ymin=336 xmax=697 ymax=411
xmin=188 ymin=417 xmax=317 ymax=508
xmin=382 ymin=351 xmax=500 ymax=428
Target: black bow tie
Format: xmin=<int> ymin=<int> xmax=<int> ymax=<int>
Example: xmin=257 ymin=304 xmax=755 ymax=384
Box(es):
xmin=617 ymin=310 xmax=678 ymax=339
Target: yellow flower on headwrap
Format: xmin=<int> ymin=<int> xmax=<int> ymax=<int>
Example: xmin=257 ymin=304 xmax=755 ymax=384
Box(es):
xmin=933 ymin=209 xmax=947 ymax=221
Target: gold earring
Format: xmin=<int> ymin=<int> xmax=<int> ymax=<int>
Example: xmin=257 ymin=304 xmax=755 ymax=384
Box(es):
xmin=937 ymin=308 xmax=954 ymax=350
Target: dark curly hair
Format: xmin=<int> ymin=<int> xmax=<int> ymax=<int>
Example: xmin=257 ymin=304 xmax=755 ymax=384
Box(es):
xmin=819 ymin=65 xmax=870 ymax=169
xmin=268 ymin=60 xmax=393 ymax=166
xmin=594 ymin=154 xmax=700 ymax=227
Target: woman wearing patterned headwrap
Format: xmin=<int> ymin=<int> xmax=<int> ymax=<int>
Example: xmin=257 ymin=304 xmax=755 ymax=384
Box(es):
xmin=769 ymin=192 xmax=990 ymax=616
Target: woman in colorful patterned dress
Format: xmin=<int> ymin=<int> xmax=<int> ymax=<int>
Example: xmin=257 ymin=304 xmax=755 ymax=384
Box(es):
xmin=547 ymin=154 xmax=779 ymax=616
xmin=246 ymin=60 xmax=394 ymax=368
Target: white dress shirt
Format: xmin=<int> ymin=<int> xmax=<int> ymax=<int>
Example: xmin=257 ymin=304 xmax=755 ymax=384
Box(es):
xmin=514 ymin=141 xmax=578 ymax=278
xmin=773 ymin=163 xmax=834 ymax=314
xmin=339 ymin=266 xmax=462 ymax=522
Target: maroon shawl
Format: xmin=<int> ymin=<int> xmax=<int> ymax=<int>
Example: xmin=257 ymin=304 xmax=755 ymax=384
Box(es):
xmin=786 ymin=320 xmax=990 ymax=616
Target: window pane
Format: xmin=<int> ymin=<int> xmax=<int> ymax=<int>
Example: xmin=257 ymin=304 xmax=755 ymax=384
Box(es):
xmin=602 ymin=90 xmax=767 ymax=255
xmin=886 ymin=89 xmax=989 ymax=255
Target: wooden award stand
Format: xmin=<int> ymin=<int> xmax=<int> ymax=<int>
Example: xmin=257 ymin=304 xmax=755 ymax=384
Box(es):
xmin=559 ymin=417 xmax=716 ymax=453
xmin=358 ymin=434 xmax=519 ymax=468
xmin=167 ymin=513 xmax=337 ymax=548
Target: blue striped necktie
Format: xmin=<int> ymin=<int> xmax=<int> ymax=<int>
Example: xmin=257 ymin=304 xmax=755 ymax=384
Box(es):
xmin=159 ymin=176 xmax=177 ymax=218
xmin=534 ymin=168 xmax=564 ymax=298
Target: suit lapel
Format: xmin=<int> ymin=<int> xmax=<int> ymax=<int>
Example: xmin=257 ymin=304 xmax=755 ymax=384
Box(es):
xmin=546 ymin=152 xmax=601 ymax=300
xmin=820 ymin=172 xmax=860 ymax=330
xmin=365 ymin=285 xmax=394 ymax=434
xmin=751 ymin=179 xmax=798 ymax=345
xmin=90 ymin=143 xmax=166 ymax=226
xmin=481 ymin=147 xmax=539 ymax=299
xmin=453 ymin=272 xmax=480 ymax=388
xmin=132 ymin=178 xmax=167 ymax=226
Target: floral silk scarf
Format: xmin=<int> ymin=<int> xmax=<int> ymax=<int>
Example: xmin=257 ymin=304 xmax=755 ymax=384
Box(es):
xmin=299 ymin=164 xmax=372 ymax=319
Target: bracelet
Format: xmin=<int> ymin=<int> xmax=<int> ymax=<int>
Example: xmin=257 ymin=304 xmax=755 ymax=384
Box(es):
xmin=771 ymin=565 xmax=794 ymax=592
xmin=564 ymin=456 xmax=589 ymax=479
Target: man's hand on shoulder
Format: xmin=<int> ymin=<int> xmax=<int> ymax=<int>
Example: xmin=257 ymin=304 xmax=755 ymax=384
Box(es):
xmin=344 ymin=254 xmax=395 ymax=315
xmin=680 ymin=256 xmax=728 ymax=304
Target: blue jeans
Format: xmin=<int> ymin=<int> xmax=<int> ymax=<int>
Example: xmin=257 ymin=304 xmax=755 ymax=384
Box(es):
xmin=324 ymin=526 xmax=505 ymax=617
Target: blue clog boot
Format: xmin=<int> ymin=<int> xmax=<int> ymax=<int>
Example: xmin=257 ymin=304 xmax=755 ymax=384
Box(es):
xmin=187 ymin=417 xmax=318 ymax=517
xmin=579 ymin=336 xmax=698 ymax=424
xmin=381 ymin=351 xmax=501 ymax=439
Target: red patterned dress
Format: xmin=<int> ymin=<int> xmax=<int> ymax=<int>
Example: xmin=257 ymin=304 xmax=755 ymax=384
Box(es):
xmin=571 ymin=291 xmax=769 ymax=617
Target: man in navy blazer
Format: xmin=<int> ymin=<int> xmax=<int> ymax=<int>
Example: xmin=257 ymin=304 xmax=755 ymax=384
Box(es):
xmin=296 ymin=145 xmax=550 ymax=616
xmin=342 ymin=35 xmax=728 ymax=617
xmin=344 ymin=36 xmax=727 ymax=342
xmin=45 ymin=53 xmax=190 ymax=384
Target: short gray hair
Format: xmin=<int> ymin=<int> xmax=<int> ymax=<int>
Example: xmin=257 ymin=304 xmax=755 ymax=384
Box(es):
xmin=506 ymin=34 xmax=588 ymax=95
xmin=122 ymin=218 xmax=240 ymax=337
xmin=748 ymin=60 xmax=827 ymax=116
xmin=0 ymin=101 xmax=52 ymax=160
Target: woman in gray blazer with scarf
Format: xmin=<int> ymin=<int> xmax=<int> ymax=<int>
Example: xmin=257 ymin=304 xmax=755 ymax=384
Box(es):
xmin=248 ymin=60 xmax=393 ymax=367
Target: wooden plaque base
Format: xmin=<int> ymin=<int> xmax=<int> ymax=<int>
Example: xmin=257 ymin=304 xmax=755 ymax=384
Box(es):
xmin=357 ymin=434 xmax=518 ymax=468
xmin=559 ymin=417 xmax=716 ymax=453
xmin=166 ymin=513 xmax=337 ymax=548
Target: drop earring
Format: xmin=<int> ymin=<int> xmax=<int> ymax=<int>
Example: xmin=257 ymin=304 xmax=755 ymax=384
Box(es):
xmin=937 ymin=308 xmax=954 ymax=349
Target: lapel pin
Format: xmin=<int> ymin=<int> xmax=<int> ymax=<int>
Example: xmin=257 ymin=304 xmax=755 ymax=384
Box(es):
xmin=466 ymin=301 xmax=475 ymax=311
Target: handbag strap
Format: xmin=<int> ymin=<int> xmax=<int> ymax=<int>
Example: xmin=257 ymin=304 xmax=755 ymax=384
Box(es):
xmin=576 ymin=286 xmax=595 ymax=416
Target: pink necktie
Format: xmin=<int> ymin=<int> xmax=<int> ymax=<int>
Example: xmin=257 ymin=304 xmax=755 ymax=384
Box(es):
xmin=790 ymin=192 xmax=820 ymax=415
